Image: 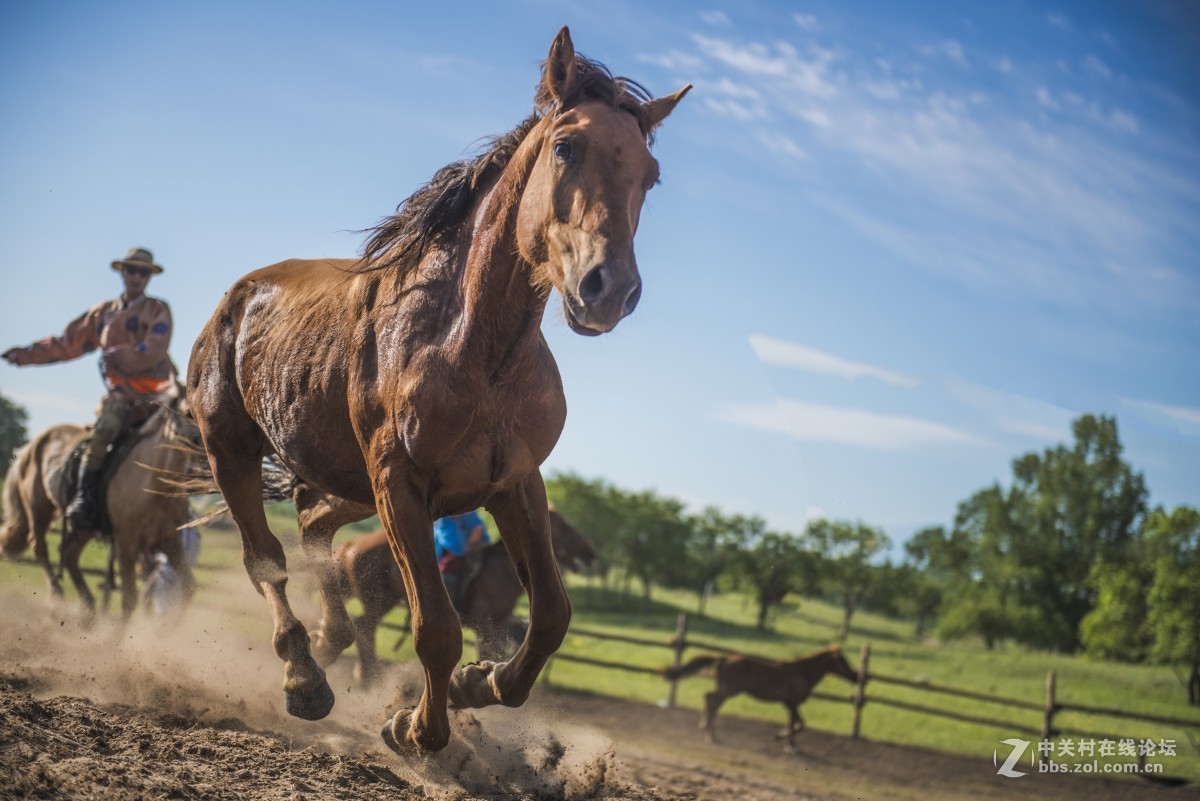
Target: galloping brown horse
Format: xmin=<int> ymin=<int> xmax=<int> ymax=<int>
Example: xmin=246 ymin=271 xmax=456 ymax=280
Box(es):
xmin=0 ymin=392 xmax=197 ymax=619
xmin=337 ymin=509 xmax=596 ymax=686
xmin=186 ymin=27 xmax=689 ymax=754
xmin=663 ymin=646 xmax=857 ymax=752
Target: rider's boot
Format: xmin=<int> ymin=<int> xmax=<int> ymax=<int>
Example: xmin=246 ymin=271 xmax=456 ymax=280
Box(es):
xmin=65 ymin=466 xmax=100 ymax=530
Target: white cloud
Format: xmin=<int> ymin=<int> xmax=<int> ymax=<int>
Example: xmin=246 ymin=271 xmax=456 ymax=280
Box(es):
xmin=681 ymin=22 xmax=1200 ymax=317
xmin=794 ymin=13 xmax=820 ymax=32
xmin=1121 ymin=398 xmax=1200 ymax=436
xmin=945 ymin=380 xmax=1074 ymax=443
xmin=704 ymin=97 xmax=765 ymax=121
xmin=636 ymin=50 xmax=705 ymax=73
xmin=1084 ymin=54 xmax=1113 ymax=79
xmin=700 ymin=10 xmax=733 ymax=27
xmin=920 ymin=40 xmax=968 ymax=67
xmin=692 ymin=34 xmax=838 ymax=99
xmin=1047 ymin=13 xmax=1072 ymax=31
xmin=1036 ymin=86 xmax=1060 ymax=111
xmin=756 ymin=130 xmax=807 ymax=160
xmin=1109 ymin=109 xmax=1139 ymax=134
xmin=749 ymin=334 xmax=919 ymax=387
xmin=720 ymin=399 xmax=984 ymax=450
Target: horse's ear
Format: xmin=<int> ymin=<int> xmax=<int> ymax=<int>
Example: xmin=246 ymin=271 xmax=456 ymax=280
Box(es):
xmin=644 ymin=84 xmax=692 ymax=131
xmin=829 ymin=642 xmax=842 ymax=654
xmin=542 ymin=26 xmax=577 ymax=104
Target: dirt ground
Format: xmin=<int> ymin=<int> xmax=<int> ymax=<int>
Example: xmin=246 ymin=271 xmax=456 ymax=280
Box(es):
xmin=0 ymin=582 xmax=1194 ymax=801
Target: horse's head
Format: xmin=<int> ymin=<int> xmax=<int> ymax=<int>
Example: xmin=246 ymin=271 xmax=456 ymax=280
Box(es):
xmin=548 ymin=507 xmax=598 ymax=574
xmin=517 ymin=27 xmax=690 ymax=336
xmin=824 ymin=644 xmax=858 ymax=682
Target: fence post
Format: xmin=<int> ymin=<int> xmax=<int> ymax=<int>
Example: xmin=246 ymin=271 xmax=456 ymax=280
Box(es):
xmin=666 ymin=612 xmax=689 ymax=709
xmin=1041 ymin=669 xmax=1057 ymax=751
xmin=852 ymin=641 xmax=871 ymax=739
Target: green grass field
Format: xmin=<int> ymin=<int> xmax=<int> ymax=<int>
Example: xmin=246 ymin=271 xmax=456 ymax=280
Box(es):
xmin=3 ymin=504 xmax=1197 ymax=782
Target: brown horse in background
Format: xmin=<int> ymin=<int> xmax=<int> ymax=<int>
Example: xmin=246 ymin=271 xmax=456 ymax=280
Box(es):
xmin=337 ymin=509 xmax=596 ymax=686
xmin=186 ymin=27 xmax=689 ymax=753
xmin=0 ymin=393 xmax=197 ymax=619
xmin=663 ymin=646 xmax=857 ymax=753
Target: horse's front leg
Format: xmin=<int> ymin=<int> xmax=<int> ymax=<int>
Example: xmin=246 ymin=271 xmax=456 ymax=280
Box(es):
xmin=374 ymin=481 xmax=461 ymax=753
xmin=449 ymin=472 xmax=569 ymax=710
xmin=293 ymin=484 xmax=373 ymax=667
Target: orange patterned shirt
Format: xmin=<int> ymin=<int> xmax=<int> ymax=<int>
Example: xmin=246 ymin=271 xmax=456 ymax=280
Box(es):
xmin=23 ymin=294 xmax=175 ymax=392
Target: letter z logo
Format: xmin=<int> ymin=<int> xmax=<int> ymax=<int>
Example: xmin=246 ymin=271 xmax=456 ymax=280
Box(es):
xmin=994 ymin=738 xmax=1031 ymax=778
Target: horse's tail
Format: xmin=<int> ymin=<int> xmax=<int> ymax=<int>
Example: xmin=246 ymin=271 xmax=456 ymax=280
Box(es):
xmin=0 ymin=449 xmax=31 ymax=557
xmin=662 ymin=654 xmax=723 ymax=681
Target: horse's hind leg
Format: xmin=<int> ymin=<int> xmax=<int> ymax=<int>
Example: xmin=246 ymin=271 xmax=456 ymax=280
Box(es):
xmin=294 ymin=485 xmax=369 ymax=667
xmin=449 ymin=474 xmax=569 ymax=711
xmin=702 ymin=689 xmax=729 ymax=744
xmin=353 ymin=608 xmax=384 ymax=688
xmin=207 ymin=443 xmax=334 ymax=721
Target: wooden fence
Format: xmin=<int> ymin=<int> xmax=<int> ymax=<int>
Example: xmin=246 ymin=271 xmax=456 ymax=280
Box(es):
xmin=538 ymin=612 xmax=1200 ymax=757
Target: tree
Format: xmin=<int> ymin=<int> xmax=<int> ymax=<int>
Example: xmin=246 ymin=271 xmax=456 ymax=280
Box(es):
xmin=614 ymin=489 xmax=691 ymax=611
xmin=1143 ymin=506 xmax=1200 ymax=704
xmin=545 ymin=471 xmax=624 ymax=590
xmin=902 ymin=525 xmax=972 ymax=639
xmin=0 ymin=392 xmax=28 ymax=468
xmin=735 ymin=524 xmax=814 ymax=630
xmin=805 ymin=519 xmax=890 ymax=640
xmin=1006 ymin=415 xmax=1148 ymax=650
xmin=936 ymin=415 xmax=1148 ymax=652
xmin=682 ymin=507 xmax=752 ymax=616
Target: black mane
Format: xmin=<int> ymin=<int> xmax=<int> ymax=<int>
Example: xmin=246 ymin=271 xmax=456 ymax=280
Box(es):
xmin=358 ymin=54 xmax=654 ymax=275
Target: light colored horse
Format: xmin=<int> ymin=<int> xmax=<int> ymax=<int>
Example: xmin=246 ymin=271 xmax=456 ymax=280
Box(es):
xmin=1 ymin=393 xmax=198 ymax=618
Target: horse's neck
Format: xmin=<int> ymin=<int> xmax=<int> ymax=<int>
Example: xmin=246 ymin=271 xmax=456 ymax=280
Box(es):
xmin=440 ymin=129 xmax=549 ymax=373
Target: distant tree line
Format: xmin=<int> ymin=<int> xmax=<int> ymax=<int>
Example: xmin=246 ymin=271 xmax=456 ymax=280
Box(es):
xmin=0 ymin=391 xmax=29 ymax=469
xmin=547 ymin=413 xmax=1200 ymax=704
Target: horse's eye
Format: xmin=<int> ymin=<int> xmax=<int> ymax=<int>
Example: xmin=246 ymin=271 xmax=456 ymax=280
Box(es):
xmin=553 ymin=139 xmax=572 ymax=161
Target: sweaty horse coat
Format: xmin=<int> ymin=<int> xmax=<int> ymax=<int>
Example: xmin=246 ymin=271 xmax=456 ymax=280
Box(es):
xmin=187 ymin=27 xmax=688 ymax=754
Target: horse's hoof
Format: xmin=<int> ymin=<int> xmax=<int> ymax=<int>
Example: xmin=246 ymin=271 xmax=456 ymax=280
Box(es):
xmin=380 ymin=710 xmax=409 ymax=754
xmin=381 ymin=708 xmax=447 ymax=754
xmin=285 ymin=678 xmax=335 ymax=721
xmin=308 ymin=630 xmax=347 ymax=668
xmin=448 ymin=661 xmax=498 ymax=709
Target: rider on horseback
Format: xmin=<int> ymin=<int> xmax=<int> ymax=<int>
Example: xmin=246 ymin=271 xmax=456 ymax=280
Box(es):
xmin=2 ymin=247 xmax=175 ymax=529
xmin=433 ymin=510 xmax=490 ymax=612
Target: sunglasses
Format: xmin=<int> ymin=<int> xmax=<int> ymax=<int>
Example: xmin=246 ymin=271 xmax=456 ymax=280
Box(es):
xmin=123 ymin=266 xmax=153 ymax=278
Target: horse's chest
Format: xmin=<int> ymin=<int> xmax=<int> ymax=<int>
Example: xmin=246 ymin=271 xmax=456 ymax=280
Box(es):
xmin=400 ymin=375 xmax=565 ymax=499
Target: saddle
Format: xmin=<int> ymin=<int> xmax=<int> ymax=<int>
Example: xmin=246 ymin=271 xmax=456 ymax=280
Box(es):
xmin=62 ymin=421 xmax=153 ymax=543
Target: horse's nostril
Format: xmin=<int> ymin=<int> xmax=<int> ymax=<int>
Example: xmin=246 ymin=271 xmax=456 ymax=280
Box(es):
xmin=579 ymin=264 xmax=607 ymax=305
xmin=623 ymin=281 xmax=642 ymax=316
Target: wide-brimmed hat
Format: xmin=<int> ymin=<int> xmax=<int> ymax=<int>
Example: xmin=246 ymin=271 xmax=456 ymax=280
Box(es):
xmin=111 ymin=247 xmax=164 ymax=274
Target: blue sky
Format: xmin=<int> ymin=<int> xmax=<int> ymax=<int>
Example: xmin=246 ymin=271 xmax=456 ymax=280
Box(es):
xmin=1 ymin=1 xmax=1197 ymax=548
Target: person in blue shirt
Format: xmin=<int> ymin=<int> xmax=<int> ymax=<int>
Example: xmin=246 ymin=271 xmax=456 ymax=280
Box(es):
xmin=433 ymin=510 xmax=489 ymax=609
